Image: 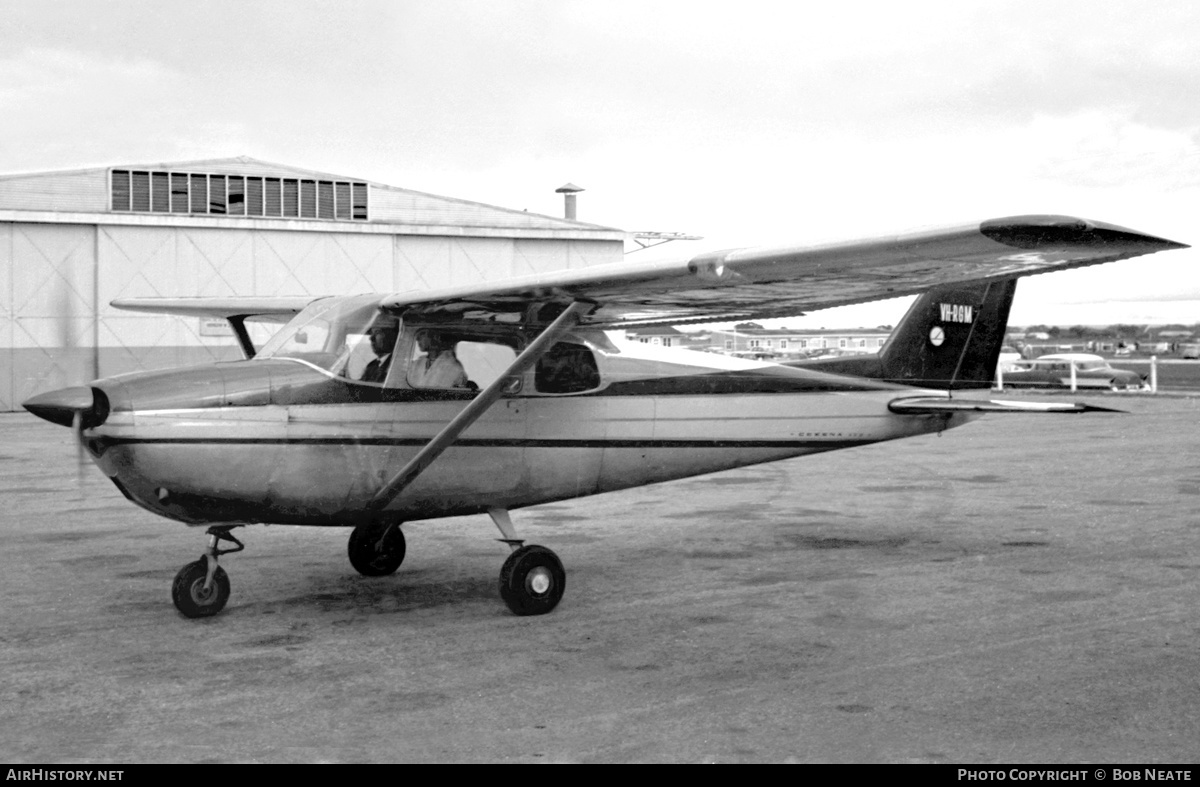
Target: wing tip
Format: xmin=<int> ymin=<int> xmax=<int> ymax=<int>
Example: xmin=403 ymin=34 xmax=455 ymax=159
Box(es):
xmin=980 ymin=215 xmax=1188 ymax=252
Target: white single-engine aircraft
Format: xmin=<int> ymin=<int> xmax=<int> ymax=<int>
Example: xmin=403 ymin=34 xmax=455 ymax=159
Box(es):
xmin=23 ymin=215 xmax=1188 ymax=618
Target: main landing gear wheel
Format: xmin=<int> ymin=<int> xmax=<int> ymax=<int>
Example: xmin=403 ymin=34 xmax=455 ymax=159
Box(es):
xmin=348 ymin=521 xmax=407 ymax=576
xmin=499 ymin=544 xmax=566 ymax=616
xmin=172 ymin=559 xmax=230 ymax=618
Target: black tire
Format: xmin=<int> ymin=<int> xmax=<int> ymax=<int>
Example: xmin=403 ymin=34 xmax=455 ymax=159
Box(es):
xmin=499 ymin=544 xmax=565 ymax=616
xmin=171 ymin=559 xmax=230 ymax=618
xmin=348 ymin=521 xmax=406 ymax=576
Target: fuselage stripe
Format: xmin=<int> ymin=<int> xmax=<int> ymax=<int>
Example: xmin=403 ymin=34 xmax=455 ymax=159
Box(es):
xmin=98 ymin=437 xmax=876 ymax=449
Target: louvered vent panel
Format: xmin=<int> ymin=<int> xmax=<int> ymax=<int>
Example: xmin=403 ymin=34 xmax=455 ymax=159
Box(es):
xmin=208 ymin=175 xmax=226 ymax=215
xmin=111 ymin=171 xmax=130 ymax=211
xmin=131 ymin=172 xmax=150 ymax=211
xmin=170 ymin=173 xmax=189 ymax=213
xmin=300 ymin=180 xmax=316 ymax=218
xmin=189 ymin=174 xmax=207 ymax=213
xmin=318 ymin=181 xmax=334 ymax=219
xmin=335 ymin=182 xmax=350 ymax=219
xmin=245 ymin=177 xmax=263 ymax=216
xmin=227 ymin=176 xmax=245 ymax=216
xmin=282 ymin=179 xmax=299 ymax=217
xmin=151 ymin=173 xmax=169 ymax=212
xmin=264 ymin=178 xmax=281 ymax=216
xmin=352 ymin=183 xmax=367 ymax=219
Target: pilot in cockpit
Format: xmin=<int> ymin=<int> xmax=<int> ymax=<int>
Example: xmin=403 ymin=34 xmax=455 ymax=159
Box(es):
xmin=359 ymin=323 xmax=399 ymax=384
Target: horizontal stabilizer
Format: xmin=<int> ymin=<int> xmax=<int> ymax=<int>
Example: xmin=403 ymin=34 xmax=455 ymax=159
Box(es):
xmin=888 ymin=396 xmax=1124 ymax=415
xmin=111 ymin=296 xmax=318 ymax=321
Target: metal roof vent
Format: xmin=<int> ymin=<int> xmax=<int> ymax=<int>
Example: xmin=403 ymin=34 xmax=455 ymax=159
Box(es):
xmin=555 ymin=182 xmax=584 ymax=220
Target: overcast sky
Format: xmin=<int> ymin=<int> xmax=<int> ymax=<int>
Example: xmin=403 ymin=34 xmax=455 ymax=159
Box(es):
xmin=2 ymin=0 xmax=1197 ymax=326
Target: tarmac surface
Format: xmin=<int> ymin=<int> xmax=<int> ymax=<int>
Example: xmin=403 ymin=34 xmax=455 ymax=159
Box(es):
xmin=2 ymin=393 xmax=1199 ymax=763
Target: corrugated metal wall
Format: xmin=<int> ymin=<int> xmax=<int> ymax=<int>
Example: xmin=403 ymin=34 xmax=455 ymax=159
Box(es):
xmin=0 ymin=223 xmax=10 ymax=410
xmin=5 ymin=223 xmax=98 ymax=410
xmin=0 ymin=170 xmax=109 ymax=214
xmin=392 ymin=236 xmax=617 ymax=292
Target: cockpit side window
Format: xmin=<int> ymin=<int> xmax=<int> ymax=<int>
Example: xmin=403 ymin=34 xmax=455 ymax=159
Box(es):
xmin=535 ymin=342 xmax=600 ymax=394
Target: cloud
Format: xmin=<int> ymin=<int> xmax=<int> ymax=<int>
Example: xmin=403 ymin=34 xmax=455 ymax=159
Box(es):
xmin=1030 ymin=113 xmax=1200 ymax=189
xmin=0 ymin=0 xmax=1195 ymax=324
xmin=0 ymin=48 xmax=194 ymax=166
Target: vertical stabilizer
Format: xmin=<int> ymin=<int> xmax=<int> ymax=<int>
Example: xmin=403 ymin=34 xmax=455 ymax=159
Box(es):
xmin=795 ymin=278 xmax=1018 ymax=390
xmin=877 ymin=278 xmax=1017 ymax=389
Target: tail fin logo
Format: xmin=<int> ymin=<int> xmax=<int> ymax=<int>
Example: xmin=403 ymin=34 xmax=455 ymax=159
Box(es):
xmin=939 ymin=303 xmax=974 ymax=323
xmin=929 ymin=326 xmax=946 ymax=347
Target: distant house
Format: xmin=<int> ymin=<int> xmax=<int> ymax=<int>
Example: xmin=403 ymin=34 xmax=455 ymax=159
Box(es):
xmin=705 ymin=327 xmax=890 ymax=357
xmin=621 ymin=325 xmax=892 ymax=356
xmin=622 ymin=325 xmax=703 ymax=349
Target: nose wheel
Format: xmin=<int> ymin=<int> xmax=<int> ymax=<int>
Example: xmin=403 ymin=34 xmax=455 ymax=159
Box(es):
xmin=171 ymin=559 xmax=230 ymax=618
xmin=171 ymin=526 xmax=243 ymax=618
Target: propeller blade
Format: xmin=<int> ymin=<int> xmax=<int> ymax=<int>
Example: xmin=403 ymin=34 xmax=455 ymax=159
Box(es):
xmin=71 ymin=408 xmax=86 ymax=493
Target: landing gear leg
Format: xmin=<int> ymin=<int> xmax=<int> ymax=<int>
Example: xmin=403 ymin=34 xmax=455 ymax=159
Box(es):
xmin=171 ymin=526 xmax=244 ymax=618
xmin=489 ymin=508 xmax=565 ymax=616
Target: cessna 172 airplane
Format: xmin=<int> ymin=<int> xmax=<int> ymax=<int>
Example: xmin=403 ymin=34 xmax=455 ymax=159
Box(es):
xmin=23 ymin=215 xmax=1188 ymax=618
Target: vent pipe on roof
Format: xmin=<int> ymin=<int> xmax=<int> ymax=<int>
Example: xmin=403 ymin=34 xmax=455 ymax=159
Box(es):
xmin=555 ymin=182 xmax=583 ymax=220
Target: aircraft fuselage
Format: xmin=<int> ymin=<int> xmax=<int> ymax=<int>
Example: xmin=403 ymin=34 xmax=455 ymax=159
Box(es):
xmin=80 ymin=356 xmax=968 ymax=527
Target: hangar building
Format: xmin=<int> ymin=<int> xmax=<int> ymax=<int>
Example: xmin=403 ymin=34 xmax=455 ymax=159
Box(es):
xmin=0 ymin=157 xmax=626 ymax=411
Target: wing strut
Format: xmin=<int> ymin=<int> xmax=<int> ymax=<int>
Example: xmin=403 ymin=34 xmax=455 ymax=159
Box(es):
xmin=366 ymin=300 xmax=591 ymax=512
xmin=227 ymin=316 xmax=257 ymax=359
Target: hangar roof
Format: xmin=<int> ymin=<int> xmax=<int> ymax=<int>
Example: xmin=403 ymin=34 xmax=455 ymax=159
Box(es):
xmin=0 ymin=156 xmax=624 ymax=241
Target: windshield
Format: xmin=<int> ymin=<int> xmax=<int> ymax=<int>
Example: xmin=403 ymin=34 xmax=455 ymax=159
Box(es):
xmin=255 ymin=295 xmax=397 ymax=380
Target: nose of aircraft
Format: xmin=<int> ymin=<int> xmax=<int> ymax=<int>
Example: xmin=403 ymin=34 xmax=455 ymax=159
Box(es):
xmin=23 ymin=386 xmax=109 ymax=428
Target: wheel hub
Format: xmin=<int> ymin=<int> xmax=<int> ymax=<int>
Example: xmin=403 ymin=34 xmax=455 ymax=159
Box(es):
xmin=190 ymin=580 xmax=216 ymax=604
xmin=527 ymin=567 xmax=552 ymax=596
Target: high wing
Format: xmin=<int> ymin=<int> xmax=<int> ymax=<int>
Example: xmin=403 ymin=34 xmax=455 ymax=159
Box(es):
xmin=381 ymin=215 xmax=1188 ymax=326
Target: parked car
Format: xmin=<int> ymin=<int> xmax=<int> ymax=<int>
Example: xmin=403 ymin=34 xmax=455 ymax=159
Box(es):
xmin=997 ymin=345 xmax=1021 ymax=364
xmin=999 ymin=353 xmax=1145 ymax=390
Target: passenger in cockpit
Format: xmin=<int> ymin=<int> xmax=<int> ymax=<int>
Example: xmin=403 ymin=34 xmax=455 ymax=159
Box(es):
xmin=408 ymin=331 xmax=468 ymax=389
